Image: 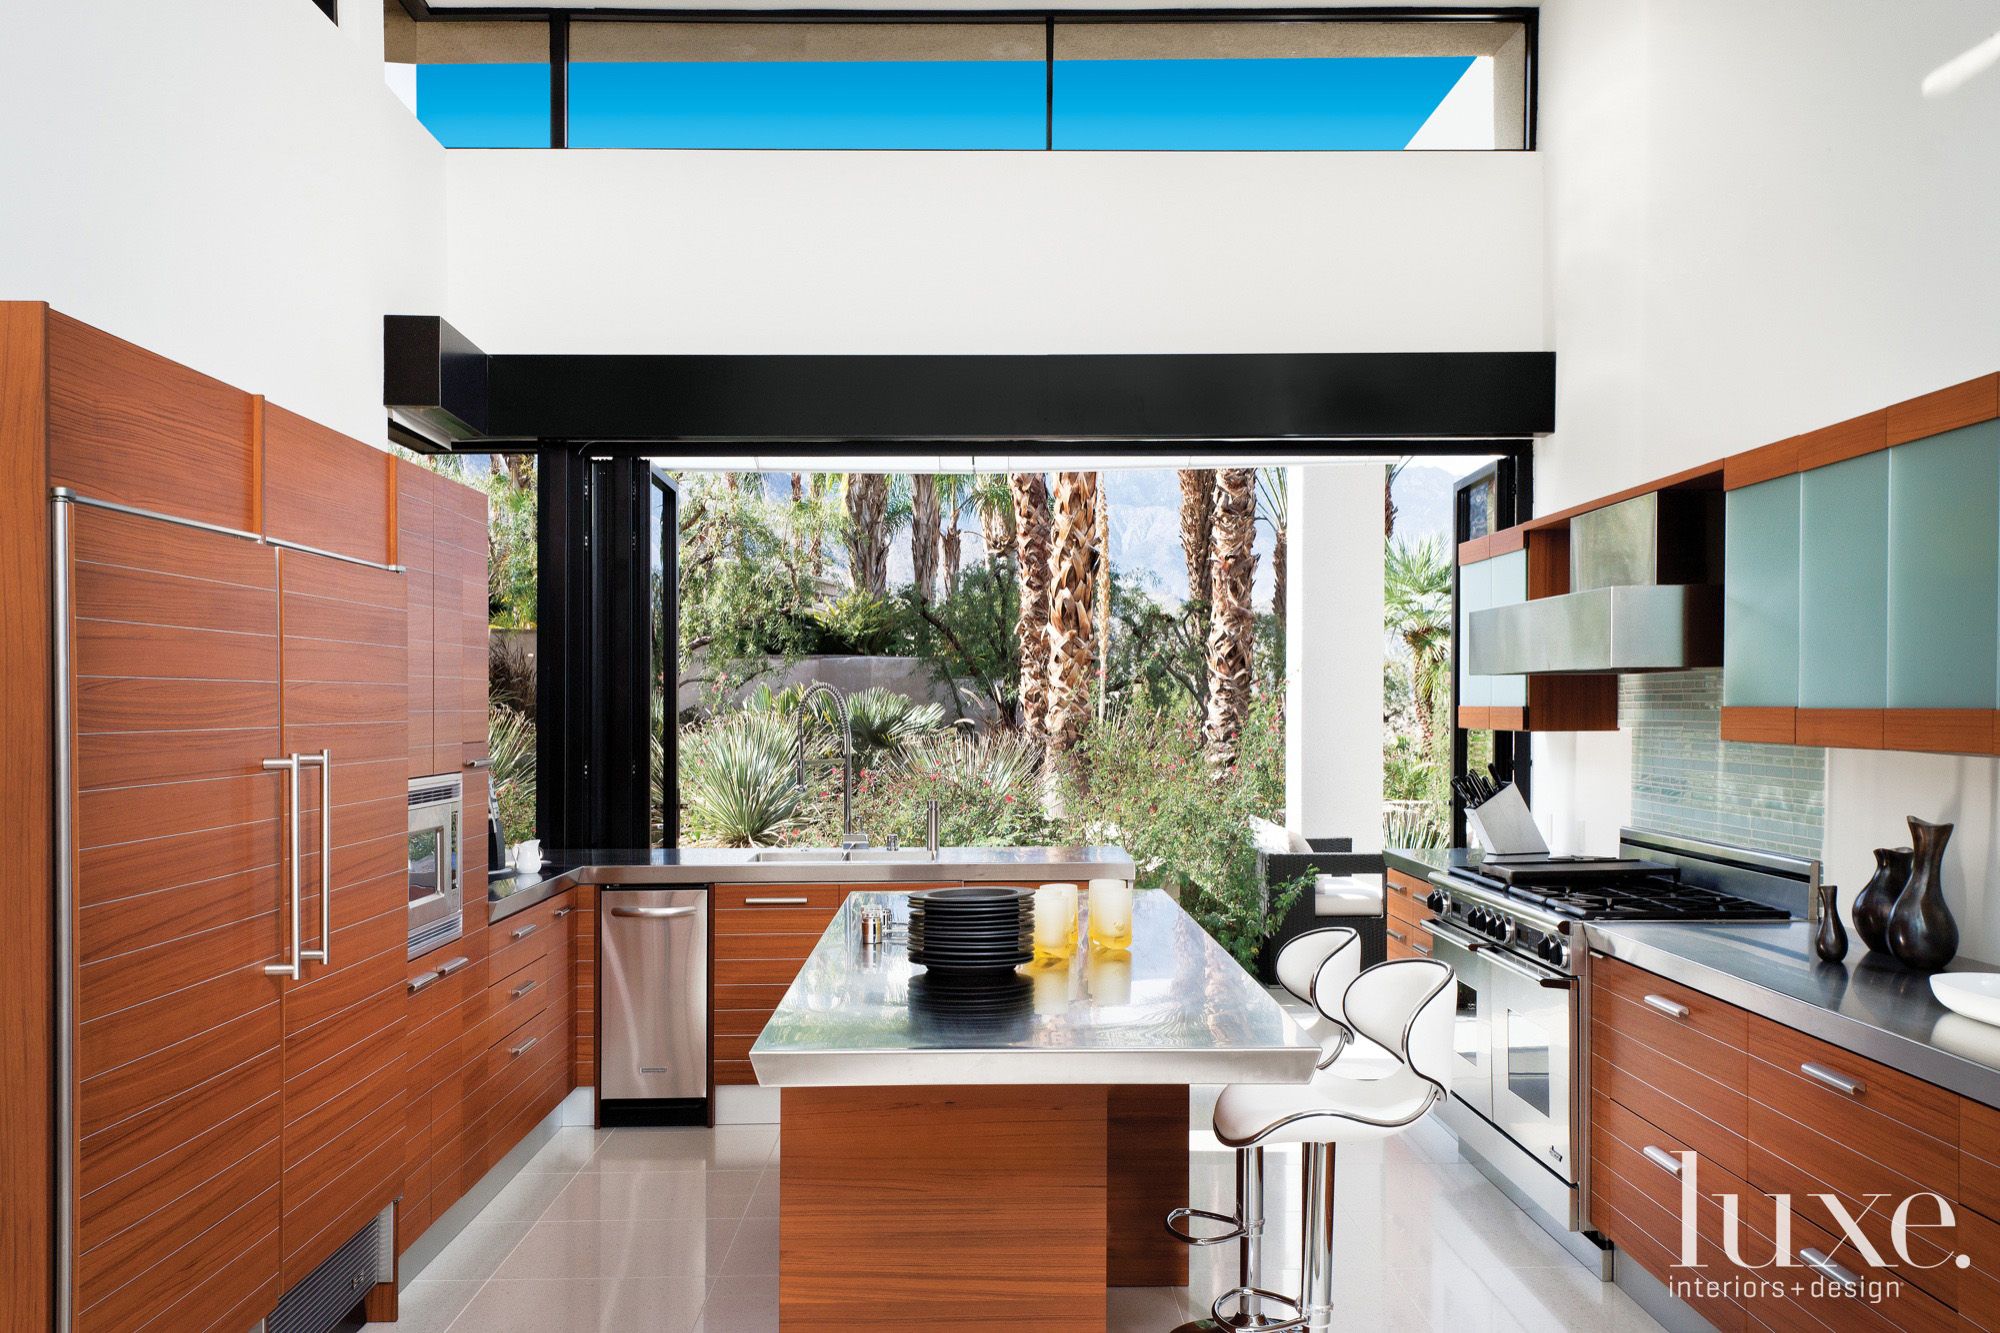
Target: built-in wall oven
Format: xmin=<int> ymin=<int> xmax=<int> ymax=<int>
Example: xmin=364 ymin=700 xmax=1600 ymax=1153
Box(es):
xmin=408 ymin=775 xmax=464 ymax=958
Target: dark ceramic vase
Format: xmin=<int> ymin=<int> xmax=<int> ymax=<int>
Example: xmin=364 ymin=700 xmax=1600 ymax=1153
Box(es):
xmin=1812 ymin=884 xmax=1848 ymax=963
xmin=1851 ymin=846 xmax=1914 ymax=954
xmin=1887 ymin=817 xmax=1958 ymax=973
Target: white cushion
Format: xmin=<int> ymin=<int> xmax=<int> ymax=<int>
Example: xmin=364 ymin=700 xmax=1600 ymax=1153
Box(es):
xmin=1248 ymin=817 xmax=1294 ymax=856
xmin=1287 ymin=826 xmax=1315 ymax=854
xmin=1315 ymin=874 xmax=1383 ymax=917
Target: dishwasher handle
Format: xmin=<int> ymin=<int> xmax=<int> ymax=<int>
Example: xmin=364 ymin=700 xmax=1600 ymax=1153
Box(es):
xmin=610 ymin=904 xmax=701 ymax=920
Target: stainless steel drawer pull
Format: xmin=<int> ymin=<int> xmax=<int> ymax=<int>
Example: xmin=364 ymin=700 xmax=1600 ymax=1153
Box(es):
xmin=437 ymin=956 xmax=470 ymax=977
xmin=511 ymin=923 xmax=538 ymax=941
xmin=553 ymin=906 xmax=572 ymax=920
xmin=465 ymin=757 xmax=492 ymax=770
xmin=1642 ymin=1145 xmax=1684 ymax=1177
xmin=1799 ymin=1247 xmax=1860 ymax=1288
xmin=408 ymin=971 xmax=440 ymax=995
xmin=610 ymin=904 xmax=699 ymax=920
xmin=1412 ymin=941 xmax=1432 ymax=956
xmin=510 ymin=1036 xmax=539 ymax=1059
xmin=744 ymin=896 xmax=810 ymax=906
xmin=512 ymin=979 xmax=539 ymax=1001
xmin=1800 ymin=1062 xmax=1865 ymax=1097
xmin=1642 ymin=994 xmax=1691 ymax=1021
xmin=1386 ymin=927 xmax=1407 ymax=944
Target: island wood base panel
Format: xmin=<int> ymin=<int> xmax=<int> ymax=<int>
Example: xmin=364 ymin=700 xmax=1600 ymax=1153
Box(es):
xmin=778 ymin=1083 xmax=1188 ymax=1330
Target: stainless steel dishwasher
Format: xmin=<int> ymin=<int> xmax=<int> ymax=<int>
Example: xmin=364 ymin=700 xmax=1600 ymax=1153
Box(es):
xmin=599 ymin=888 xmax=709 ymax=1126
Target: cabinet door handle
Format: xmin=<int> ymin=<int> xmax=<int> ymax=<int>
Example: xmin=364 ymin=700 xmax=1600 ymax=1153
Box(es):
xmin=299 ymin=750 xmax=331 ymax=967
xmin=263 ymin=755 xmax=302 ymax=980
xmin=554 ymin=906 xmax=572 ymax=919
xmin=512 ymin=923 xmax=539 ymax=941
xmin=1799 ymin=1247 xmax=1860 ymax=1288
xmin=510 ymin=1036 xmax=539 ymax=1059
xmin=1642 ymin=994 xmax=1691 ymax=1021
xmin=512 ymin=978 xmax=539 ymax=1001
xmin=1386 ymin=927 xmax=1407 ymax=943
xmin=465 ymin=758 xmax=492 ymax=770
xmin=1412 ymin=940 xmax=1431 ymax=956
xmin=610 ymin=905 xmax=699 ymax=919
xmin=437 ymin=955 xmax=471 ymax=977
xmin=408 ymin=971 xmax=440 ymax=995
xmin=1642 ymin=1145 xmax=1684 ymax=1177
xmin=744 ymin=896 xmax=809 ymax=906
xmin=1800 ymin=1062 xmax=1865 ymax=1097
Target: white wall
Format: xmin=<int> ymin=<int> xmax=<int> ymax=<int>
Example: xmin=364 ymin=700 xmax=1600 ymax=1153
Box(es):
xmin=442 ymin=150 xmax=1547 ymax=353
xmin=0 ymin=0 xmax=445 ymax=447
xmin=1532 ymin=0 xmax=2000 ymax=951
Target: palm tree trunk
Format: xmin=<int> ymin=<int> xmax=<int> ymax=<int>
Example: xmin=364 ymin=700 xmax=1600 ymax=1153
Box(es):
xmin=1203 ymin=468 xmax=1257 ymax=773
xmin=1048 ymin=472 xmax=1099 ymax=759
xmin=1094 ymin=474 xmax=1111 ymax=720
xmin=791 ymin=472 xmax=803 ymax=503
xmin=844 ymin=474 xmax=891 ymax=595
xmin=911 ymin=474 xmax=941 ymax=604
xmin=1272 ymin=519 xmax=1288 ymax=629
xmin=942 ymin=523 xmax=962 ymax=597
xmin=1410 ymin=636 xmax=1440 ymax=761
xmin=1178 ymin=469 xmax=1214 ymax=609
xmin=1010 ymin=473 xmax=1053 ymax=747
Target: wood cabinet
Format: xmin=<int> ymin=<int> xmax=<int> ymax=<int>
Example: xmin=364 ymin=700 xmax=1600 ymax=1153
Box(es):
xmin=1714 ymin=374 xmax=2000 ymax=755
xmin=68 ymin=504 xmax=287 ymax=1332
xmin=395 ymin=459 xmax=490 ymax=781
xmin=1586 ymin=952 xmax=2000 ymax=1330
xmin=1383 ymin=868 xmax=1434 ymax=961
xmin=712 ymin=882 xmax=956 ymax=1084
xmin=1456 ymin=529 xmax=1617 ymax=733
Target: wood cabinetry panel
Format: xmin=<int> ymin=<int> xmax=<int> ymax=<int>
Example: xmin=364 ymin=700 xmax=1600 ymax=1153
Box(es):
xmin=1964 ymin=1098 xmax=2000 ymax=1221
xmin=47 ymin=312 xmax=257 ymax=532
xmin=398 ymin=460 xmax=437 ymax=775
xmin=573 ymin=884 xmax=597 ymax=1090
xmin=261 ymin=403 xmax=393 ymax=566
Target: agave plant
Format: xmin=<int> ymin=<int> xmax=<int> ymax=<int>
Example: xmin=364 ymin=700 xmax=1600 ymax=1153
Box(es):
xmin=680 ymin=710 xmax=806 ymax=847
xmin=898 ymin=729 xmax=1041 ymax=793
xmin=488 ymin=704 xmax=537 ymax=845
xmin=840 ymin=687 xmax=947 ymax=760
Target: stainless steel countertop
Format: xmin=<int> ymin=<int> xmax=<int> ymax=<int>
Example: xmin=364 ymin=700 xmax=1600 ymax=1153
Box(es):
xmin=1585 ymin=919 xmax=2000 ymax=1108
xmin=748 ymin=889 xmax=1319 ymax=1087
xmin=485 ymin=845 xmax=1136 ymax=926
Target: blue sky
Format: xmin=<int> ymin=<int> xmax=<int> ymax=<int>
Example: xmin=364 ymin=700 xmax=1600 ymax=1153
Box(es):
xmin=415 ymin=56 xmax=1473 ymax=151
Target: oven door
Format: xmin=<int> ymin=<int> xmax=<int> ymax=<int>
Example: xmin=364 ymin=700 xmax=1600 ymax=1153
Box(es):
xmin=1423 ymin=924 xmax=1494 ymax=1123
xmin=1484 ymin=944 xmax=1577 ymax=1184
xmin=408 ymin=799 xmax=463 ymax=957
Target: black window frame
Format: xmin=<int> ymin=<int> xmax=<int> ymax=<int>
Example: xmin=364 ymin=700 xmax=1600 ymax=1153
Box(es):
xmin=394 ymin=4 xmax=1539 ymax=153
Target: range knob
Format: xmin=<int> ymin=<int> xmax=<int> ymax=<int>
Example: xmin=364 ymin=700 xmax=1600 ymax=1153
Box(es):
xmin=1537 ymin=935 xmax=1570 ymax=968
xmin=1425 ymin=888 xmax=1451 ymax=915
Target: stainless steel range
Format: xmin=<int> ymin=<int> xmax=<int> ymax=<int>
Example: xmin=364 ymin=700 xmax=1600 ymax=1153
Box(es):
xmin=1420 ymin=828 xmax=1816 ymax=1274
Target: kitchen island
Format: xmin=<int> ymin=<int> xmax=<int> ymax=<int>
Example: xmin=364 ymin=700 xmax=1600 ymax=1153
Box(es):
xmin=750 ymin=889 xmax=1318 ymax=1330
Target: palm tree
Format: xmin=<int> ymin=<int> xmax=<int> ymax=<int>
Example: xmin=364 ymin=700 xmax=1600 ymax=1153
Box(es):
xmin=1009 ymin=473 xmax=1053 ymax=747
xmin=971 ymin=474 xmax=1016 ymax=569
xmin=1047 ymin=472 xmax=1100 ymax=758
xmin=1385 ymin=535 xmax=1454 ymax=760
xmin=1177 ymin=469 xmax=1214 ymax=612
xmin=1385 ymin=459 xmax=1407 ymax=538
xmin=910 ymin=474 xmax=941 ymax=604
xmin=1203 ymin=468 xmax=1257 ymax=772
xmin=1257 ymin=468 xmax=1289 ymax=631
xmin=935 ymin=473 xmax=970 ymax=596
xmin=1094 ymin=474 xmax=1111 ymax=719
xmin=843 ymin=474 xmax=891 ymax=595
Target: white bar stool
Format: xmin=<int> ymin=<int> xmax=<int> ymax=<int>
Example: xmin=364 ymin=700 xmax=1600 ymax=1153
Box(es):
xmin=1164 ymin=929 xmax=1362 ymax=1332
xmin=1209 ymin=958 xmax=1455 ymax=1332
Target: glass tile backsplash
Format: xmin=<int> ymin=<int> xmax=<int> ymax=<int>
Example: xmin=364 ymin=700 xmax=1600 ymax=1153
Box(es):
xmin=1623 ymin=669 xmax=1826 ymax=859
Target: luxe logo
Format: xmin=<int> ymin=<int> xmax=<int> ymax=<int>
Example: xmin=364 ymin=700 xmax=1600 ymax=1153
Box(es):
xmin=1668 ymin=1150 xmax=1966 ymax=1273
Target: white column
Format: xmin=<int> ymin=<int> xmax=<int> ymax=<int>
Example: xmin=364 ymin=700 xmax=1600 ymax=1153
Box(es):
xmin=1284 ymin=464 xmax=1385 ymax=848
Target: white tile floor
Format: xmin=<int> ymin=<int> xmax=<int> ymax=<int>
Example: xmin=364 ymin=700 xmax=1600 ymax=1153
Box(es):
xmin=376 ymin=1103 xmax=1666 ymax=1332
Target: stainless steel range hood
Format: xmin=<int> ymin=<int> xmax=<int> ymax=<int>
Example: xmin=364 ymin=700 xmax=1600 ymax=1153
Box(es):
xmin=1467 ymin=490 xmax=1723 ymax=675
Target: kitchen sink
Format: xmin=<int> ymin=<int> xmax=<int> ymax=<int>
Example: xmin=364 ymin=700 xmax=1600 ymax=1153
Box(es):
xmin=748 ymin=847 xmax=938 ymax=863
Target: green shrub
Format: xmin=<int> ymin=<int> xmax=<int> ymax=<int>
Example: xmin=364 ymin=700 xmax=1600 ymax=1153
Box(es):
xmin=1056 ymin=704 xmax=1301 ymax=967
xmin=488 ymin=704 xmax=537 ymax=846
xmin=680 ymin=710 xmax=806 ymax=847
xmin=852 ymin=731 xmax=1053 ymax=848
xmin=809 ymin=591 xmax=909 ymax=655
xmin=839 ymin=686 xmax=947 ymax=760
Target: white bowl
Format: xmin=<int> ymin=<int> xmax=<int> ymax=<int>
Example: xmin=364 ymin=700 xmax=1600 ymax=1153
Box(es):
xmin=1931 ymin=972 xmax=2000 ymax=1027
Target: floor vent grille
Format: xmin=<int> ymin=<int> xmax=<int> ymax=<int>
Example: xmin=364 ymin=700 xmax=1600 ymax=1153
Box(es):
xmin=266 ymin=1207 xmax=393 ymax=1333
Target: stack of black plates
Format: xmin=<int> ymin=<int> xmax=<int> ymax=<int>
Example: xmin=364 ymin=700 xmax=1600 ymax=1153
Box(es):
xmin=907 ymin=886 xmax=1033 ymax=972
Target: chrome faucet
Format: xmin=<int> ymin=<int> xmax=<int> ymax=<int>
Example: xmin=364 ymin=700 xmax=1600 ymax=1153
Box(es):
xmin=795 ymin=682 xmax=866 ymax=849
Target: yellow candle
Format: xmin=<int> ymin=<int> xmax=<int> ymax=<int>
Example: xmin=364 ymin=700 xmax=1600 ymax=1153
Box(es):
xmin=1087 ymin=878 xmax=1133 ymax=951
xmin=1033 ymin=883 xmax=1079 ymax=962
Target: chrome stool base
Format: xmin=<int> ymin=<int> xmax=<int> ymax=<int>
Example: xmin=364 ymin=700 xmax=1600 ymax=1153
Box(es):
xmin=1166 ymin=1285 xmax=1307 ymax=1333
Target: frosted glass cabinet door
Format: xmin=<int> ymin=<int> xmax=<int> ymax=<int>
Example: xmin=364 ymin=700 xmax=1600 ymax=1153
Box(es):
xmin=1459 ymin=556 xmax=1492 ymax=709
xmin=1799 ymin=452 xmax=1889 ymax=708
xmin=1723 ymin=475 xmax=1802 ymax=708
xmin=1887 ymin=419 xmax=2000 ymax=709
xmin=1486 ymin=549 xmax=1528 ymax=708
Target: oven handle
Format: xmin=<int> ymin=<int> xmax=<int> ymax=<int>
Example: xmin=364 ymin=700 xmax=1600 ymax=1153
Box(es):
xmin=1425 ymin=920 xmax=1574 ymax=989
